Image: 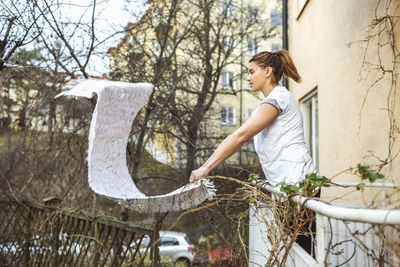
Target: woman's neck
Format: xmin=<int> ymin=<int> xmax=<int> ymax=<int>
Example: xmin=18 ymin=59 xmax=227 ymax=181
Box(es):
xmin=261 ymin=82 xmax=278 ymax=98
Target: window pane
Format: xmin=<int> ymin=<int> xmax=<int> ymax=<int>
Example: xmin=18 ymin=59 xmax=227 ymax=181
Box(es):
xmin=248 ymin=40 xmax=258 ymax=55
xmin=221 ymin=107 xmax=227 ymax=123
xmin=301 ymin=91 xmax=318 ymax=170
xmin=222 ymin=1 xmax=234 ymax=18
xmin=272 ymin=43 xmax=282 ymax=52
xmin=222 ymin=72 xmax=234 ymax=89
xmin=221 ymin=72 xmax=227 ymax=88
xmin=229 ymin=72 xmax=235 ymax=89
xmin=271 ymin=10 xmax=282 ymax=26
xmin=222 ymin=36 xmax=234 ymax=52
xmin=249 ymin=6 xmax=259 ymax=21
xmin=228 ymin=108 xmax=234 ymax=124
xmin=184 ymin=236 xmax=194 ymax=245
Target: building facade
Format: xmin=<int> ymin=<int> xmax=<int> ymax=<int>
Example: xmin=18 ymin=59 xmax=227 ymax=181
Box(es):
xmin=287 ymin=0 xmax=399 ymax=204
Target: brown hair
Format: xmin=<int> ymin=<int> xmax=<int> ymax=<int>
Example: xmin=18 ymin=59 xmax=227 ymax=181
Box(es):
xmin=249 ymin=49 xmax=302 ymax=83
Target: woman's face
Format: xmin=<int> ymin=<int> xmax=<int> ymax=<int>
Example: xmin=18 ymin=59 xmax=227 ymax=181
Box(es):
xmin=246 ymin=61 xmax=268 ymax=92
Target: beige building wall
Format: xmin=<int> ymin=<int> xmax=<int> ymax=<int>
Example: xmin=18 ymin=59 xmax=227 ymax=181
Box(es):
xmin=288 ymin=0 xmax=400 ymax=204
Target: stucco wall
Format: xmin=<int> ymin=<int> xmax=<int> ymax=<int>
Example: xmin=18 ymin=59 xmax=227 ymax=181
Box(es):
xmin=288 ymin=0 xmax=400 ymax=204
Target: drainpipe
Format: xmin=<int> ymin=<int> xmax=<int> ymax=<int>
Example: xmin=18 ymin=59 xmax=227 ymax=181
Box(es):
xmin=238 ymin=0 xmax=244 ymax=166
xmin=282 ymin=0 xmax=289 ymax=89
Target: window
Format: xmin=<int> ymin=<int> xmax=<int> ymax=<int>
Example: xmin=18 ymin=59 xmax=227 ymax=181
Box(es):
xmin=248 ymin=6 xmax=259 ymax=21
xmin=222 ymin=1 xmax=235 ymax=18
xmin=152 ymin=40 xmax=159 ymax=54
xmin=301 ymin=90 xmax=319 ymax=170
xmin=298 ymin=0 xmax=310 ymax=19
xmin=299 ymin=0 xmax=309 ymax=11
xmin=271 ymin=10 xmax=282 ymax=26
xmin=221 ymin=107 xmax=235 ymax=125
xmin=175 ymin=138 xmax=182 ymax=167
xmin=271 ymin=43 xmax=282 ymax=52
xmin=247 ymin=109 xmax=254 ymax=118
xmin=159 ymin=237 xmax=179 ymax=246
xmin=184 ymin=236 xmax=194 ymax=245
xmin=222 ymin=36 xmax=234 ymax=52
xmin=247 ymin=82 xmax=252 ymax=90
xmin=248 ymin=40 xmax=258 ymax=55
xmin=221 ymin=72 xmax=235 ymax=89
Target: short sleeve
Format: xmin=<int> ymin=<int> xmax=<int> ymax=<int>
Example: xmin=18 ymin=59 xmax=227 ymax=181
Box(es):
xmin=261 ymin=87 xmax=289 ymax=115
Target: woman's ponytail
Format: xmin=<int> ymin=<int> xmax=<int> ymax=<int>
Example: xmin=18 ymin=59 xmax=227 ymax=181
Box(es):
xmin=275 ymin=49 xmax=302 ymax=83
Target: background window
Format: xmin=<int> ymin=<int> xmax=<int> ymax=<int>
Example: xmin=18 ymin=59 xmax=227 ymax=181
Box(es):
xmin=222 ymin=36 xmax=234 ymax=52
xmin=271 ymin=10 xmax=282 ymax=26
xmin=175 ymin=138 xmax=182 ymax=167
xmin=301 ymin=90 xmax=319 ymax=170
xmin=248 ymin=40 xmax=258 ymax=55
xmin=221 ymin=72 xmax=235 ymax=89
xmin=248 ymin=6 xmax=259 ymax=21
xmin=247 ymin=109 xmax=254 ymax=118
xmin=221 ymin=107 xmax=235 ymax=125
xmin=299 ymin=0 xmax=309 ymax=11
xmin=271 ymin=43 xmax=282 ymax=52
xmin=222 ymin=1 xmax=235 ymax=18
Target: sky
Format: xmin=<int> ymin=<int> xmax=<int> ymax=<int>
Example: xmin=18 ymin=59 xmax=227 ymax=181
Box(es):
xmin=62 ymin=0 xmax=148 ymax=76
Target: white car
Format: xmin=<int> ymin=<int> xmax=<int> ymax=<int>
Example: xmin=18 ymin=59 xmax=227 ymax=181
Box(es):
xmin=136 ymin=231 xmax=195 ymax=265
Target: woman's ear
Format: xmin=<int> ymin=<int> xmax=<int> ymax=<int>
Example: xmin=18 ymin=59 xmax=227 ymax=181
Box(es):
xmin=265 ymin=67 xmax=272 ymax=78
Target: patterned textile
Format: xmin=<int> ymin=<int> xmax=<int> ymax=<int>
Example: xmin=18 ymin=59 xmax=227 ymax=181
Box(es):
xmin=55 ymin=79 xmax=215 ymax=213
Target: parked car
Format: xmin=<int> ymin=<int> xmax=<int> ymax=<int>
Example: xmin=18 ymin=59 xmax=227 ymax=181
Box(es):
xmin=134 ymin=231 xmax=196 ymax=265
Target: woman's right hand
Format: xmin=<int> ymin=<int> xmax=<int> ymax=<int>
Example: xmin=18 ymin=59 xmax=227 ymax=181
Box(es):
xmin=189 ymin=166 xmax=211 ymax=183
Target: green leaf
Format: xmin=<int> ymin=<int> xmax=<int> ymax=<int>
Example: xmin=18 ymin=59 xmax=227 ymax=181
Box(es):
xmin=248 ymin=173 xmax=260 ymax=182
xmin=356 ymin=183 xmax=364 ymax=190
xmin=355 ymin=164 xmax=385 ymax=183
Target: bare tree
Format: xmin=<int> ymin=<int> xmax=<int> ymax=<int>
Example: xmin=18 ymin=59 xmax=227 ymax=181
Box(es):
xmin=0 ymin=0 xmax=47 ymax=71
xmin=110 ymin=0 xmax=278 ymax=184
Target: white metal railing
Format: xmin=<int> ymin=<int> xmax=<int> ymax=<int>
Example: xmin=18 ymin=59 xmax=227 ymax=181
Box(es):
xmin=263 ymin=184 xmax=400 ymax=225
xmin=249 ymin=182 xmax=400 ymax=267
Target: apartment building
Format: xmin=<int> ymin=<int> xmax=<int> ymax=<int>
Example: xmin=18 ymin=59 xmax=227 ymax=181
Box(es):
xmin=109 ymin=0 xmax=282 ymax=168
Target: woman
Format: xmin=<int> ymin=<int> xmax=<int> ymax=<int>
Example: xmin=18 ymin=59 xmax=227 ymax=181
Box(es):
xmin=189 ymin=49 xmax=315 ymax=186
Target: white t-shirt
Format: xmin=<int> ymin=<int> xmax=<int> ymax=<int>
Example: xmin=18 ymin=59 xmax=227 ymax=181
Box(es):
xmin=253 ymin=86 xmax=316 ymax=185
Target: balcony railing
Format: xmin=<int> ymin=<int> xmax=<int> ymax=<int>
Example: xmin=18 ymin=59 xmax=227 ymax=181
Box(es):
xmin=249 ymin=182 xmax=399 ymax=267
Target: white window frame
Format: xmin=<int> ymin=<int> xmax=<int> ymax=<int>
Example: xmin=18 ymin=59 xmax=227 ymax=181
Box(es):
xmin=221 ymin=72 xmax=235 ymax=89
xmin=301 ymin=89 xmax=318 ymax=170
xmin=222 ymin=1 xmax=235 ymax=18
xmin=248 ymin=40 xmax=258 ymax=56
xmin=220 ymin=107 xmax=235 ymax=125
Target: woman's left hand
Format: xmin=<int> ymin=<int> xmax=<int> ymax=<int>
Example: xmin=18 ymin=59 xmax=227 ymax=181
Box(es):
xmin=189 ymin=166 xmax=210 ymax=183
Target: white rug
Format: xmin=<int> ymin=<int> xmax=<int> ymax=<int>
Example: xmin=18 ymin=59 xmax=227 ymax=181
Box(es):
xmin=55 ymin=79 xmax=215 ymax=213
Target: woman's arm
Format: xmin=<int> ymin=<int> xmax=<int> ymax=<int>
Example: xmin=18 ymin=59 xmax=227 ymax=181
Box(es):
xmin=189 ymin=103 xmax=279 ymax=183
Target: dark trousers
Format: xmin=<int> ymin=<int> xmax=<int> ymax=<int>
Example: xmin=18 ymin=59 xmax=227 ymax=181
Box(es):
xmin=294 ymin=189 xmax=320 ymax=257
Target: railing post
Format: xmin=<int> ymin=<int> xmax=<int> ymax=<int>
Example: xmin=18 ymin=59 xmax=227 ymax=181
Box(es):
xmin=315 ymin=213 xmax=325 ymax=265
xmin=92 ymin=221 xmax=100 ymax=266
xmin=23 ymin=205 xmax=32 ymax=267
